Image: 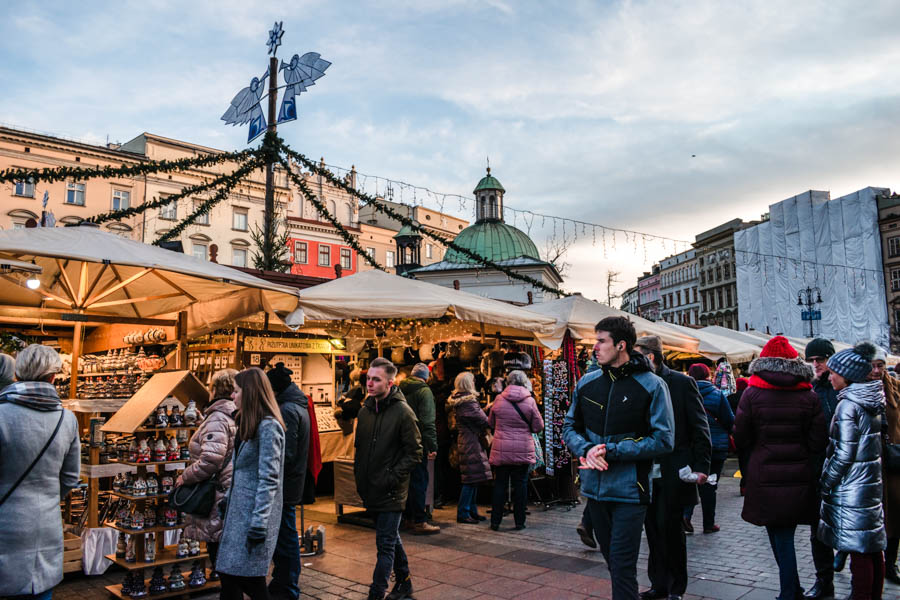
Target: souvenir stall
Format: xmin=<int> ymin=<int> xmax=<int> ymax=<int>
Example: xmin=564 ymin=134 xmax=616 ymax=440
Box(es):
xmin=0 ymin=227 xmax=304 ymax=592
xmin=288 ymin=270 xmax=561 ymax=517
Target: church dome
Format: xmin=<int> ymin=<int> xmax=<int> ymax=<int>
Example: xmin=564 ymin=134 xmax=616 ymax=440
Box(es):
xmin=443 ymin=220 xmax=541 ymax=264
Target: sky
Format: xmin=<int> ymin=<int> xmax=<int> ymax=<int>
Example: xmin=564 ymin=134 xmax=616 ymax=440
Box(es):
xmin=3 ymin=0 xmax=900 ymax=302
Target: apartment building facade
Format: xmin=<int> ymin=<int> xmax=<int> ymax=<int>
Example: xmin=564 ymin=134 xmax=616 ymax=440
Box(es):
xmin=659 ymin=248 xmax=699 ymax=326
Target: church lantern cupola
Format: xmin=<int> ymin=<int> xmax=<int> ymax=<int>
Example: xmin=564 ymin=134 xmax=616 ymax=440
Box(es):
xmin=473 ymin=167 xmax=506 ymax=223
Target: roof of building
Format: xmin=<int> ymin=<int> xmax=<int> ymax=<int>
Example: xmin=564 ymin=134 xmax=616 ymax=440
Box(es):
xmin=473 ymin=167 xmax=506 ymax=194
xmin=441 ymin=220 xmax=540 ymax=265
xmin=411 ymin=255 xmax=551 ymax=273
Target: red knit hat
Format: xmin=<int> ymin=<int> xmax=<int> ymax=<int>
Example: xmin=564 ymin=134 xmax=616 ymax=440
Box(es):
xmin=735 ymin=377 xmax=749 ymax=393
xmin=688 ymin=363 xmax=711 ymax=380
xmin=760 ymin=335 xmax=798 ymax=359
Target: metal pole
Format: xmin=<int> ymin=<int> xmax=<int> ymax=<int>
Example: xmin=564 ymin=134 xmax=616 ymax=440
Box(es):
xmin=264 ymin=55 xmax=279 ymax=269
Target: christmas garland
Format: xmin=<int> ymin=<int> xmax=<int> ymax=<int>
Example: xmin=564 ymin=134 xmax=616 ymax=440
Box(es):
xmin=279 ymin=141 xmax=568 ymax=297
xmin=154 ymin=158 xmax=265 ymax=245
xmin=0 ymin=146 xmax=259 ymax=186
xmin=278 ymin=155 xmax=383 ymax=270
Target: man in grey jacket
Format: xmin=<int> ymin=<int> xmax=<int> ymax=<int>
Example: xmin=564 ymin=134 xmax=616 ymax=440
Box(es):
xmin=267 ymin=363 xmax=311 ymax=600
xmin=563 ymin=317 xmax=674 ymax=600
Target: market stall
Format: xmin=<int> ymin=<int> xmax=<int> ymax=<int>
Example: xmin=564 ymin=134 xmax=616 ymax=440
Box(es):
xmin=663 ymin=323 xmax=760 ymax=364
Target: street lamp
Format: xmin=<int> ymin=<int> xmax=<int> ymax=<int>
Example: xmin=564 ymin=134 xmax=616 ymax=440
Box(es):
xmin=798 ymin=286 xmax=823 ymax=338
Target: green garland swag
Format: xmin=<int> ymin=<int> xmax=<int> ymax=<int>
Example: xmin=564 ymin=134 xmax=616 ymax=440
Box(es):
xmin=279 ymin=141 xmax=568 ymax=297
xmin=279 ymin=156 xmax=383 ymax=271
xmin=154 ymin=158 xmax=264 ymax=245
xmin=0 ymin=146 xmax=260 ymax=187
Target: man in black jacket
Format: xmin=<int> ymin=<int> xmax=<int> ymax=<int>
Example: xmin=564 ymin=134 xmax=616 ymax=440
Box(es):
xmin=266 ymin=363 xmax=311 ymax=600
xmin=635 ymin=336 xmax=711 ymax=600
xmin=355 ymin=357 xmax=423 ymax=600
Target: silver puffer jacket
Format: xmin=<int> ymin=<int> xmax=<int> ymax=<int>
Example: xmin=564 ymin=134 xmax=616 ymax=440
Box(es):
xmin=817 ymin=380 xmax=887 ymax=553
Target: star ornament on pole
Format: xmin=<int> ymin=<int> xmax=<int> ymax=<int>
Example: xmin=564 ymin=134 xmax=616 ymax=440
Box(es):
xmin=222 ymin=22 xmax=330 ymax=142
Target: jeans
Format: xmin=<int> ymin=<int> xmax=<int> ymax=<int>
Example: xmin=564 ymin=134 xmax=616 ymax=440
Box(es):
xmin=491 ymin=464 xmax=529 ymax=528
xmin=766 ymin=525 xmax=801 ymax=600
xmin=371 ymin=511 xmax=410 ymax=597
xmin=587 ymin=499 xmax=648 ymax=600
xmin=645 ymin=484 xmax=688 ymax=595
xmin=10 ymin=591 xmax=52 ymax=600
xmin=269 ymin=504 xmax=301 ymax=600
xmin=684 ymin=455 xmax=725 ymax=529
xmin=220 ymin=574 xmax=269 ymax=600
xmin=458 ymin=484 xmax=481 ymax=519
xmin=405 ymin=458 xmax=429 ymax=524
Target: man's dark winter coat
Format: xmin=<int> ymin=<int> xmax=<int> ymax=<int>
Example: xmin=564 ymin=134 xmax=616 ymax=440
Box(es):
xmin=399 ymin=377 xmax=437 ymax=456
xmin=275 ymin=382 xmax=311 ymax=506
xmin=354 ymin=386 xmax=423 ymax=512
xmin=734 ymin=357 xmax=827 ymax=527
xmin=656 ymin=365 xmax=711 ymax=507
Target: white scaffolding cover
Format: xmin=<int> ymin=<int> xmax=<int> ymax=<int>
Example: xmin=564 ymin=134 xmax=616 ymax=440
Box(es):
xmin=735 ymin=188 xmax=889 ymax=349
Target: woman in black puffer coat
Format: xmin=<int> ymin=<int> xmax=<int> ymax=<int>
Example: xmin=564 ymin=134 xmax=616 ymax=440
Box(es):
xmin=448 ymin=372 xmax=492 ymax=524
xmin=819 ymin=343 xmax=887 ymax=600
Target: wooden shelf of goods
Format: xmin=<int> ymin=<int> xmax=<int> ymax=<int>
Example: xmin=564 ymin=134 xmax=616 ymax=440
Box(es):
xmin=105 ymin=546 xmax=208 ymax=570
xmin=134 ymin=425 xmax=198 ymax=433
xmin=112 ymin=459 xmax=188 ymax=467
xmin=104 ymin=521 xmax=185 ymax=535
xmin=108 ymin=490 xmax=173 ymax=502
xmin=104 ymin=571 xmax=219 ymax=600
xmin=63 ymin=531 xmax=82 ymax=574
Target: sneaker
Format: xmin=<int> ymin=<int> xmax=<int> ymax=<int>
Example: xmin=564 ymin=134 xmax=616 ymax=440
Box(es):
xmin=682 ymin=518 xmax=694 ymax=534
xmin=702 ymin=525 xmax=720 ymax=534
xmin=411 ymin=521 xmax=440 ymax=535
xmin=386 ymin=573 xmax=413 ymax=600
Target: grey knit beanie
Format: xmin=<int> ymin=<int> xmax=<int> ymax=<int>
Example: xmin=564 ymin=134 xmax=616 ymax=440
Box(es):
xmin=827 ymin=342 xmax=876 ymax=383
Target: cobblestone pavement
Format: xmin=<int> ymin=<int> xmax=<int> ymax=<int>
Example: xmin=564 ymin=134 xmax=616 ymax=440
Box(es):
xmin=53 ymin=459 xmax=900 ymax=599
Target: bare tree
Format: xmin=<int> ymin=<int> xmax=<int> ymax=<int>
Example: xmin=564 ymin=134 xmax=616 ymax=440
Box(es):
xmin=541 ymin=237 xmax=574 ymax=278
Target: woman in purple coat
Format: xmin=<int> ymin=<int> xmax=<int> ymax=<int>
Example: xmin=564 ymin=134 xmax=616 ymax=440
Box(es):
xmin=488 ymin=370 xmax=544 ymax=531
xmin=448 ymin=372 xmax=492 ymax=524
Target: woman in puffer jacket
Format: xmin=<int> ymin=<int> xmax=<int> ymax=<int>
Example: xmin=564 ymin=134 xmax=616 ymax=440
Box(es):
xmin=448 ymin=372 xmax=492 ymax=524
xmin=488 ymin=370 xmax=543 ymax=531
xmin=177 ymin=369 xmax=238 ymax=576
xmin=818 ymin=343 xmax=887 ymax=600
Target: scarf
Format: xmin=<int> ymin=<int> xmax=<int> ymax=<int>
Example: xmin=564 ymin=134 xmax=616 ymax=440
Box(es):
xmin=0 ymin=381 xmax=63 ymax=411
xmin=747 ymin=375 xmax=812 ymax=391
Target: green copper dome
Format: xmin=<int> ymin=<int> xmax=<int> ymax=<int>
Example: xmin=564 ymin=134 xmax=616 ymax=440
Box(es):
xmin=443 ymin=221 xmax=541 ymax=264
xmin=473 ymin=168 xmax=505 ymax=194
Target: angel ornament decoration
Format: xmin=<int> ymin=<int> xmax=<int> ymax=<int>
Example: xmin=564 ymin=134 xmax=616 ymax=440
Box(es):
xmin=221 ymin=73 xmax=269 ymax=143
xmin=277 ymin=52 xmax=331 ymax=124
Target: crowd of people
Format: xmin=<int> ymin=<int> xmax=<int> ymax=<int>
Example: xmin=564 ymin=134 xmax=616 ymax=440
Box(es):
xmin=1 ymin=317 xmax=899 ymax=600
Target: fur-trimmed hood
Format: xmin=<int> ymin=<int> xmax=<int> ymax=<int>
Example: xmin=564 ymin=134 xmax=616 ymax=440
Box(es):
xmin=748 ymin=356 xmax=814 ymax=381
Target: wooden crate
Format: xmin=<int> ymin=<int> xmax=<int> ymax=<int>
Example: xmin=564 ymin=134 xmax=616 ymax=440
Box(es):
xmin=63 ymin=532 xmax=82 ymax=574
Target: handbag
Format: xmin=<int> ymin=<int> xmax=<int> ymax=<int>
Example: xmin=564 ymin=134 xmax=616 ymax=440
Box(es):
xmin=170 ymin=452 xmax=231 ymax=517
xmin=884 ymin=433 xmax=900 ymax=473
xmin=0 ymin=409 xmax=65 ymax=508
xmin=509 ymin=400 xmax=543 ymax=472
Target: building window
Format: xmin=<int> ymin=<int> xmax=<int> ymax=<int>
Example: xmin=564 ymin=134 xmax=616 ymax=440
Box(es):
xmin=233 ymin=209 xmax=248 ymax=231
xmin=294 ymin=241 xmax=308 ymax=264
xmin=193 ymin=200 xmax=209 ymax=225
xmin=386 ymin=250 xmax=395 ymax=268
xmin=232 ymin=247 xmax=247 ymax=267
xmin=717 ymin=288 xmax=724 ymax=308
xmin=14 ymin=179 xmax=34 ymax=198
xmin=318 ymin=244 xmax=331 ymax=266
xmin=426 ymin=243 xmax=433 ymax=259
xmin=723 ymin=263 xmax=730 ymax=279
xmin=192 ymin=243 xmax=208 ymax=261
xmin=340 ymin=248 xmax=351 ymax=269
xmin=676 ymin=291 xmax=682 ymax=306
xmin=66 ymin=182 xmax=86 ymax=206
xmin=892 ymin=268 xmax=900 ymax=292
xmin=112 ymin=189 xmax=131 ymax=211
xmin=160 ymin=198 xmax=177 ymax=220
xmin=662 ymin=296 xmax=667 ymax=309
xmin=366 ymin=247 xmax=376 ymax=260
xmin=715 ymin=266 xmax=722 ymax=282
xmin=726 ymin=287 xmax=733 ymax=307
xmin=890 ymin=236 xmax=900 ymax=258
xmin=700 ymin=271 xmax=706 ymax=285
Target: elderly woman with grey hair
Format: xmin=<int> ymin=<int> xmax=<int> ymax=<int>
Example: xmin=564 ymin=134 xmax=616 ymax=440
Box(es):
xmin=0 ymin=353 xmax=15 ymax=390
xmin=488 ymin=369 xmax=543 ymax=531
xmin=0 ymin=345 xmax=81 ymax=599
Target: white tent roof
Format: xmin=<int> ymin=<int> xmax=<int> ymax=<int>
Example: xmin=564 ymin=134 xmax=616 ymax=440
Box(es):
xmin=293 ymin=269 xmax=561 ymax=346
xmin=665 ymin=323 xmax=759 ymax=363
xmin=0 ymin=227 xmax=302 ymax=332
xmin=524 ymin=294 xmax=700 ymax=353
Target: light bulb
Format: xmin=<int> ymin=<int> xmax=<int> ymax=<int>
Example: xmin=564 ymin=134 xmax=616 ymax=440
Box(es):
xmin=26 ymin=277 xmax=40 ymax=290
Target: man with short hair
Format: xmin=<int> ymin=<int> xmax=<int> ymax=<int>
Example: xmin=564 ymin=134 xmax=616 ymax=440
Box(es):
xmin=399 ymin=363 xmax=439 ymax=534
xmin=634 ymin=336 xmax=711 ymax=600
xmin=564 ymin=317 xmax=674 ymax=600
xmin=803 ymin=339 xmax=838 ymax=600
xmin=355 ymin=358 xmax=423 ymax=600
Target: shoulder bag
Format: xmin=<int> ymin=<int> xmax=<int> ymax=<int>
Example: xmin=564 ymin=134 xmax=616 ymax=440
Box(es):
xmin=170 ymin=448 xmax=232 ymax=517
xmin=0 ymin=409 xmax=65 ymax=508
xmin=509 ymin=400 xmax=544 ymax=471
xmin=883 ymin=432 xmax=900 ymax=473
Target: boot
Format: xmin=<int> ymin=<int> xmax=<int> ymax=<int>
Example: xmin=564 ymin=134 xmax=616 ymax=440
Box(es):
xmin=833 ymin=551 xmax=848 ymax=573
xmin=386 ymin=573 xmax=413 ymax=599
xmin=410 ymin=521 xmax=440 ymax=535
xmin=886 ymin=537 xmax=900 ymax=584
xmin=802 ymin=579 xmax=834 ymax=600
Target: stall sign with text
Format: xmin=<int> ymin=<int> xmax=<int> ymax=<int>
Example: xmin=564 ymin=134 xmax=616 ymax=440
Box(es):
xmin=243 ymin=337 xmax=335 ymax=354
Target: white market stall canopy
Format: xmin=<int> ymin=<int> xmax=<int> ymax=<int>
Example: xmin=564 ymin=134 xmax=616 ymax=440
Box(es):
xmin=525 ymin=294 xmax=701 ymax=353
xmin=664 ymin=323 xmax=759 ymax=363
xmin=0 ymin=227 xmax=303 ymax=334
xmin=292 ymin=269 xmax=562 ymax=347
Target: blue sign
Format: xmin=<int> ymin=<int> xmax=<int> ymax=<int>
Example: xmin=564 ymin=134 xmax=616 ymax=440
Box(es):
xmin=801 ymin=310 xmax=822 ymax=321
